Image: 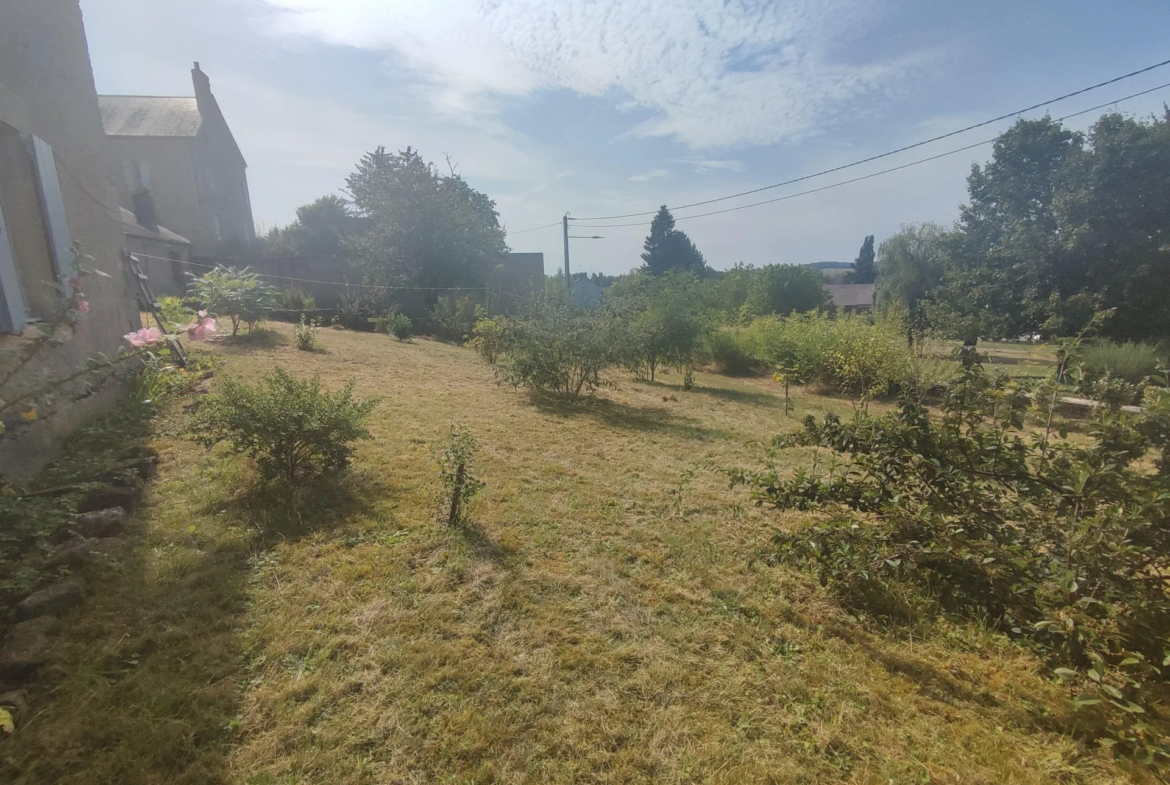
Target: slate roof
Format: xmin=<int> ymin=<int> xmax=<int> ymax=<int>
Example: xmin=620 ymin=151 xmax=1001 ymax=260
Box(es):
xmin=99 ymin=96 xmax=202 ymax=137
xmin=117 ymin=207 xmax=191 ymax=246
xmin=826 ymin=283 xmax=875 ymax=308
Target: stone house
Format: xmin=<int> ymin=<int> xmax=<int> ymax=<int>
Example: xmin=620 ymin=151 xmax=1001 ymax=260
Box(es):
xmin=0 ymin=0 xmax=143 ymax=480
xmin=100 ymin=64 xmax=255 ymax=257
xmin=826 ymin=283 xmax=876 ymax=314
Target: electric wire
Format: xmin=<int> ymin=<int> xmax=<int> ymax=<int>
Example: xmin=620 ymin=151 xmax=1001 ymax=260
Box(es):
xmin=569 ymin=81 xmax=1170 ymax=229
xmin=570 ymin=59 xmax=1170 ymax=222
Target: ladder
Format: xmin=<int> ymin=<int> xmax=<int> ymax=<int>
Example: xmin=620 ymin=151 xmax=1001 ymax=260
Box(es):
xmin=125 ymin=252 xmax=187 ymax=367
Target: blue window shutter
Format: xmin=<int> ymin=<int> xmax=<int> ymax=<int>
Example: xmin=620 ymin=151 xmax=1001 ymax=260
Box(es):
xmin=28 ymin=135 xmax=72 ymax=286
xmin=0 ymin=199 xmax=28 ymax=333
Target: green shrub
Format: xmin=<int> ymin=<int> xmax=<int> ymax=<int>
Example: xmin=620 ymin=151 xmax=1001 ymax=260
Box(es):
xmin=743 ymin=263 xmax=830 ymax=317
xmin=186 ymin=266 xmax=277 ymax=336
xmin=388 ymin=311 xmax=412 ymax=341
xmin=337 ymin=287 xmax=381 ymax=331
xmin=157 ymin=296 xmax=194 ymax=330
xmin=1081 ymin=340 xmax=1161 ymax=385
xmin=437 ymin=424 xmax=485 ymax=527
xmin=431 ymin=296 xmax=479 ymax=344
xmin=618 ymin=301 xmax=707 ymax=382
xmin=294 ymin=315 xmax=320 ymax=351
xmin=278 ymin=287 xmax=316 ymax=312
xmin=469 ymin=316 xmax=507 ymax=364
xmin=706 ymin=328 xmax=756 ymax=376
xmin=498 ymin=307 xmax=614 ymax=398
xmin=727 ymin=363 xmax=1170 ymax=758
xmin=190 ymin=368 xmax=378 ymax=483
xmin=744 ymin=311 xmax=913 ymax=398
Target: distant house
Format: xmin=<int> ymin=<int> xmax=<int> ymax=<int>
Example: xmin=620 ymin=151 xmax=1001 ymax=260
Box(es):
xmin=100 ymin=63 xmax=255 ymax=256
xmin=570 ymin=274 xmax=603 ymax=309
xmin=826 ymin=283 xmax=875 ymax=314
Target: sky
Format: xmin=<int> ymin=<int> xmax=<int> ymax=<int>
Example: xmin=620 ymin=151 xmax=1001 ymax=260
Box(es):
xmin=80 ymin=0 xmax=1170 ymax=276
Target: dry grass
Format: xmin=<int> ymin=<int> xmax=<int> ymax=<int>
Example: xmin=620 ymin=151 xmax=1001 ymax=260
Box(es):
xmin=0 ymin=323 xmax=1152 ymax=784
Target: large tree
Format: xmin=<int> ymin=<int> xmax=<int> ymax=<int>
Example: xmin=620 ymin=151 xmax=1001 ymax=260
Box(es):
xmin=345 ymin=147 xmax=507 ymax=303
xmin=641 ymin=206 xmax=707 ymax=275
xmin=745 ymin=264 xmax=829 ymax=317
xmin=930 ymin=112 xmax=1170 ymax=341
xmin=935 ymin=117 xmax=1080 ymax=338
xmin=846 ymin=235 xmax=875 ymax=283
xmin=875 ymin=223 xmax=946 ymax=337
xmin=262 ymin=194 xmax=353 ymax=257
xmin=1053 ymin=110 xmax=1170 ymax=340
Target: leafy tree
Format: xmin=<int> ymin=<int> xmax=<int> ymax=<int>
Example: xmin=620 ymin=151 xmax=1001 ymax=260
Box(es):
xmin=640 ymin=206 xmax=706 ymax=275
xmin=186 ymin=266 xmax=276 ymax=336
xmin=345 ymin=147 xmax=507 ymax=307
xmin=1054 ymin=111 xmax=1170 ymax=341
xmin=497 ymin=305 xmax=616 ymax=398
xmin=875 ymin=223 xmax=946 ymax=338
xmin=708 ymin=262 xmax=757 ymax=322
xmin=934 ymin=118 xmax=1080 ymax=340
xmin=744 ymin=264 xmax=829 ymax=317
xmin=845 ymin=235 xmax=875 ymax=283
xmin=930 ymin=112 xmax=1170 ymax=342
xmin=613 ymin=272 xmax=708 ymax=382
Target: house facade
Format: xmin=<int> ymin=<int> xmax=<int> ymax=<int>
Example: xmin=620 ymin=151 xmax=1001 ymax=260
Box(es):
xmin=826 ymin=283 xmax=876 ymax=314
xmin=100 ymin=64 xmax=255 ymax=257
xmin=0 ymin=0 xmax=142 ymax=480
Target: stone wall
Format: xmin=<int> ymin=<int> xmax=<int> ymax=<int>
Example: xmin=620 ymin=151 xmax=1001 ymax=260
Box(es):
xmin=0 ymin=0 xmax=142 ymax=483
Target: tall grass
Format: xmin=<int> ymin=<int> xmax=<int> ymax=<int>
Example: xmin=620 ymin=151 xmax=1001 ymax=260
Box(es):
xmin=1080 ymin=340 xmax=1162 ymax=384
xmin=742 ymin=311 xmax=913 ymax=397
xmin=705 ymin=328 xmax=757 ymax=376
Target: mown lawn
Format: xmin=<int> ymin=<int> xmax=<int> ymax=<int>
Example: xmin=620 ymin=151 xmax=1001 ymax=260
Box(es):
xmin=0 ymin=323 xmax=1152 ymax=784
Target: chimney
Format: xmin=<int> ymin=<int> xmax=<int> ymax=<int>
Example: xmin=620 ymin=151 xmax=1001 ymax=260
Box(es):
xmin=132 ymin=191 xmax=159 ymax=232
xmin=192 ymin=61 xmax=212 ymax=106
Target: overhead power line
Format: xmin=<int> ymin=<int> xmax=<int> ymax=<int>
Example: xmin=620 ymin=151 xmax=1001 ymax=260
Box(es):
xmin=570 ymin=57 xmax=1170 ymax=222
xmin=570 ymin=81 xmax=1170 ymax=229
xmin=507 ymin=221 xmax=562 ymax=235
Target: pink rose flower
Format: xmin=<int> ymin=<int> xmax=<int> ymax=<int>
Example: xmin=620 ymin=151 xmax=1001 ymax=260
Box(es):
xmin=77 ymin=300 xmax=89 ymax=313
xmin=124 ymin=327 xmax=164 ymax=348
xmin=185 ymin=315 xmax=221 ymax=342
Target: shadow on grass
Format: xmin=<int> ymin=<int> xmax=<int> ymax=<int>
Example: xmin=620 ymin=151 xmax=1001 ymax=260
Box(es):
xmin=530 ymin=393 xmax=738 ymax=442
xmin=206 ymin=469 xmax=384 ymax=547
xmin=218 ymin=328 xmax=287 ymax=352
xmin=684 ymin=383 xmax=784 ymax=409
xmin=453 ymin=517 xmax=517 ymax=564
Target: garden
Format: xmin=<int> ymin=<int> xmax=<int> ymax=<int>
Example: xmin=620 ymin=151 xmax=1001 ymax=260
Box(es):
xmin=1 ymin=259 xmax=1168 ymax=784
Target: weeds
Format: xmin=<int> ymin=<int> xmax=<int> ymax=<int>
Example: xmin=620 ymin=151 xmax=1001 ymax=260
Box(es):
xmin=294 ymin=314 xmax=320 ymax=351
xmin=436 ymin=424 xmax=484 ymax=526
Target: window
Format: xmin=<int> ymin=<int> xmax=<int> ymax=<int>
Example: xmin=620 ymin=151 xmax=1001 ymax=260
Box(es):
xmin=0 ymin=198 xmax=28 ymax=333
xmin=123 ymin=160 xmax=151 ymax=193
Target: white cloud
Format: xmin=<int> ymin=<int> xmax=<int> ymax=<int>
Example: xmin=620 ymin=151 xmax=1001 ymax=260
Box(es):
xmin=260 ymin=0 xmax=928 ymax=149
xmin=629 ymin=169 xmax=671 ymax=182
xmin=671 ymin=156 xmax=745 ymax=173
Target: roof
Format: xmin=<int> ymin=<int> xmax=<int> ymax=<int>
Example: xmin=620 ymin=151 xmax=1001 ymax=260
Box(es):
xmin=117 ymin=207 xmax=191 ymax=246
xmin=826 ymin=283 xmax=875 ymax=308
xmin=99 ymin=96 xmax=202 ymax=137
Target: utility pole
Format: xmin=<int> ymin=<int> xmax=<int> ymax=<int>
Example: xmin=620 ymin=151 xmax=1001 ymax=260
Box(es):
xmin=562 ymin=212 xmax=571 ymax=291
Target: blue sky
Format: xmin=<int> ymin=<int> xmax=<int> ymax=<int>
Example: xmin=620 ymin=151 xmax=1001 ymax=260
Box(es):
xmin=81 ymin=0 xmax=1170 ymax=276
